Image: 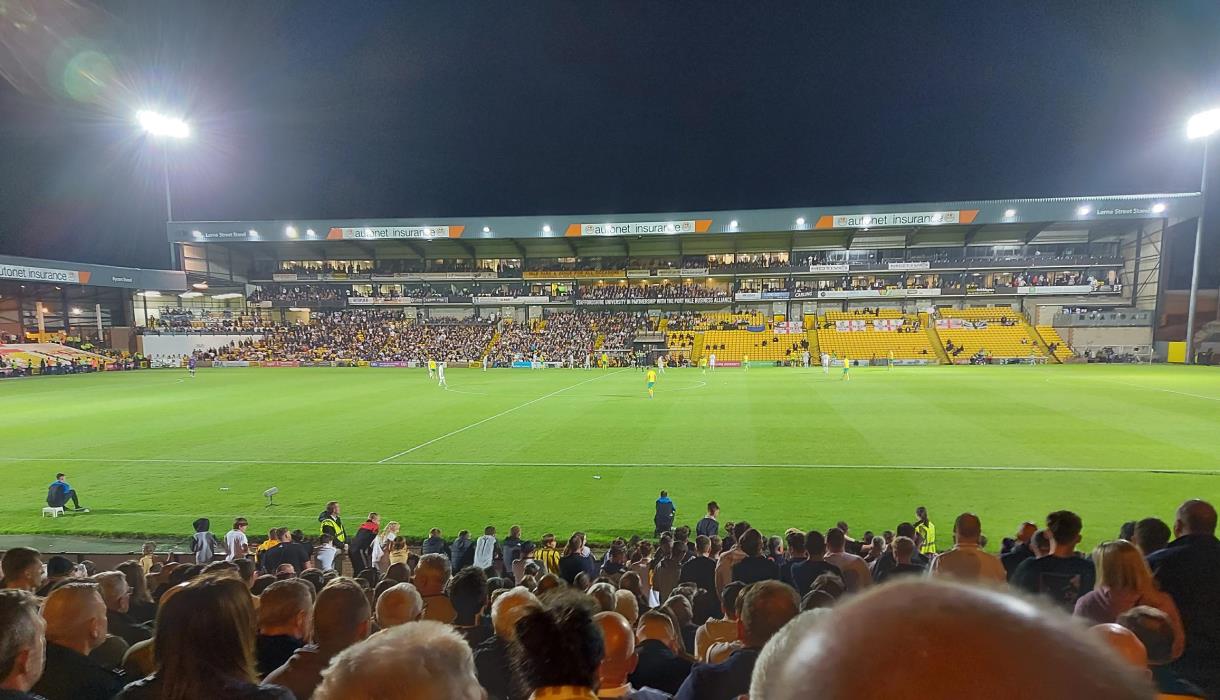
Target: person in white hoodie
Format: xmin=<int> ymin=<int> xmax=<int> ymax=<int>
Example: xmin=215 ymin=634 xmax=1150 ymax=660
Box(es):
xmin=370 ymin=521 xmax=401 ymax=573
xmin=473 ymin=525 xmax=497 ymax=571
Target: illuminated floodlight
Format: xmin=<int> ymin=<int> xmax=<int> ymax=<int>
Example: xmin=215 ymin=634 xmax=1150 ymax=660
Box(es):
xmin=191 ymin=230 xmax=203 ymax=238
xmin=211 ymin=292 xmax=242 ymax=300
xmin=729 ymin=220 xmax=738 ymax=229
xmin=1152 ymin=202 xmax=1166 ymax=214
xmin=136 ymin=110 xmax=190 ymax=139
xmin=288 ymin=307 xmax=311 ymax=312
xmin=1076 ymin=205 xmax=1091 ymax=216
xmin=1186 ymin=108 xmax=1220 ymax=140
xmin=248 ymin=229 xmax=259 ymax=237
xmin=483 ymin=226 xmax=490 ymax=233
xmin=1004 ymin=209 xmax=1016 ymax=218
xmin=306 ymin=229 xmax=316 ymax=238
xmin=796 ymin=217 xmax=806 ymax=226
xmin=138 ymin=290 xmax=161 ymax=297
xmin=542 ymin=224 xmax=552 ymax=233
xmin=192 ymin=281 xmax=208 ymax=290
xmin=179 ymin=291 xmax=203 ymax=298
xmin=285 ymin=226 xmax=298 ymax=238
xmin=71 ymin=307 xmax=82 ymax=315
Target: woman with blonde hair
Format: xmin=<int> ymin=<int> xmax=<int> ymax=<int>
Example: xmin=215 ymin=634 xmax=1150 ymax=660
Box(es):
xmin=1074 ymin=539 xmax=1185 ymax=660
xmin=117 ymin=575 xmax=294 ymax=699
xmin=370 ymin=521 xmax=401 ymax=572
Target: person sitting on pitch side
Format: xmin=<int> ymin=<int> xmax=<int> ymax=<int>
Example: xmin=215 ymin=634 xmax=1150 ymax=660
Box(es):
xmin=47 ymin=472 xmax=87 ymax=512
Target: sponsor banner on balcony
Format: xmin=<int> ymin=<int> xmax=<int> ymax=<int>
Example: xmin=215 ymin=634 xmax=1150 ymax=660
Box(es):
xmin=577 ymin=297 xmax=729 ymax=306
xmin=371 ymin=272 xmax=498 ymax=282
xmin=626 ymin=269 xmax=652 ymax=278
xmin=654 ymin=269 xmax=682 ymax=278
xmin=272 ymin=273 xmax=298 ymax=282
xmin=566 ymin=220 xmax=713 ymax=237
xmin=523 ymin=269 xmax=625 ymax=280
xmin=887 ymin=261 xmax=931 ymax=271
xmin=0 ymin=263 xmax=89 ymax=284
xmin=735 ymin=292 xmax=762 ymax=301
xmin=815 ymin=210 xmax=978 ymax=229
xmin=472 ymin=296 xmax=551 ymax=305
xmin=812 ymin=288 xmax=942 ymax=299
xmin=327 ymin=225 xmax=464 ymax=240
xmin=348 ymin=297 xmax=426 ymax=305
xmin=1015 ymin=285 xmax=1096 ymax=295
xmin=805 ymin=264 xmax=850 ymax=273
xmin=679 ymin=267 xmax=709 ymax=276
xmin=762 ymin=290 xmax=791 ymax=300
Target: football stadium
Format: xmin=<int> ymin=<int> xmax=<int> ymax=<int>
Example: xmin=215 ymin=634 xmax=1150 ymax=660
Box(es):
xmin=4 ymin=5 xmax=1220 ymax=700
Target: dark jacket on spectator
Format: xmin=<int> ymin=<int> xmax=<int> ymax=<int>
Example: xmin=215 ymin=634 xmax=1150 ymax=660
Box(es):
xmin=695 ymin=517 xmax=719 ymax=538
xmin=117 ymin=674 xmax=294 ymax=700
xmin=629 ymin=639 xmax=692 ymax=696
xmin=675 ymin=647 xmax=760 ymax=700
xmin=31 ymin=642 xmax=125 ymax=700
xmin=473 ymin=635 xmax=525 ymax=700
xmin=422 ymin=535 xmax=448 ymax=557
xmin=1147 ymin=534 xmax=1220 ymax=697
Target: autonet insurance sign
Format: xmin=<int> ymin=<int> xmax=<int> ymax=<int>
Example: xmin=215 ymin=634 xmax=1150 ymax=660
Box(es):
xmin=0 ymin=264 xmax=89 ymax=284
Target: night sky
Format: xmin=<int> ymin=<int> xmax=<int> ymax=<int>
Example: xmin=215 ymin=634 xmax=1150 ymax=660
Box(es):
xmin=1 ymin=1 xmax=1218 ymax=284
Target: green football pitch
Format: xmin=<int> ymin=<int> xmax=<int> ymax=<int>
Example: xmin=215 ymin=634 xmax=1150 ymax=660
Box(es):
xmin=2 ymin=364 xmax=1218 ymax=550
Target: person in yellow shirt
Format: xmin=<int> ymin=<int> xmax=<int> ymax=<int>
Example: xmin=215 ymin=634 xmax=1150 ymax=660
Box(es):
xmin=743 ymin=353 xmax=749 ymax=371
xmin=427 ymin=358 xmax=437 ymax=379
xmin=888 ymin=348 xmax=895 ymax=370
xmin=646 ymin=368 xmax=657 ymax=399
xmin=841 ymin=355 xmax=851 ymax=381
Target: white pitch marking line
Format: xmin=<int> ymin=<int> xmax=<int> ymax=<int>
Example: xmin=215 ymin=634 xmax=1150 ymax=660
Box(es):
xmin=442 ymin=387 xmax=488 ymax=396
xmin=376 ymin=369 xmax=629 ymax=463
xmin=670 ymin=380 xmax=708 ymax=391
xmin=2 ymin=456 xmax=1219 ymax=476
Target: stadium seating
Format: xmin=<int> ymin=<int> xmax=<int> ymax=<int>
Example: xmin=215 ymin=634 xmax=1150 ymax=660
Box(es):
xmin=935 ymin=308 xmax=1047 ymax=362
xmin=0 ymin=343 xmax=109 ymax=369
xmin=699 ymin=329 xmax=805 ymax=362
xmin=1036 ymin=325 xmax=1074 ymax=362
xmin=815 ymin=315 xmax=939 ymax=362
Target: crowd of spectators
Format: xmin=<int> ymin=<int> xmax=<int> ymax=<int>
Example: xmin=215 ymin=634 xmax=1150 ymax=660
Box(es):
xmin=488 ymin=312 xmax=649 ymax=365
xmin=192 ymin=311 xmax=496 ymax=364
xmin=2 ymin=497 xmax=1216 ymax=699
xmin=248 ymin=286 xmax=350 ymax=304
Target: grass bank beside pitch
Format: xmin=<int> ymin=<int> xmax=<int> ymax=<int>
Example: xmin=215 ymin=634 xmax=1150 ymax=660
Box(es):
xmin=1 ymin=364 xmax=1217 ymax=548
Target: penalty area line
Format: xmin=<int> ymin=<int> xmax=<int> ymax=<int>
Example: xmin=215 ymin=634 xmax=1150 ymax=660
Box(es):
xmin=376 ymin=368 xmax=630 ymax=463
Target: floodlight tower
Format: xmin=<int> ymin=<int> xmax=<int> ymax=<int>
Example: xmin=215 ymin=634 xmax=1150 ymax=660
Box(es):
xmin=1185 ymin=108 xmax=1219 ymax=364
xmin=137 ymin=110 xmax=191 ymax=266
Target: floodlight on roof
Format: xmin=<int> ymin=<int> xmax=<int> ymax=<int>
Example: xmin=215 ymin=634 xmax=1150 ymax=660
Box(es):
xmin=1076 ymin=205 xmax=1092 ymax=216
xmin=1187 ymin=108 xmax=1220 ymax=140
xmin=136 ymin=110 xmax=190 ymax=139
xmin=542 ymin=225 xmax=551 ymax=233
xmin=1152 ymin=202 xmax=1166 ymax=214
xmin=1004 ymin=209 xmax=1016 ymax=218
xmin=796 ymin=217 xmax=806 ymax=226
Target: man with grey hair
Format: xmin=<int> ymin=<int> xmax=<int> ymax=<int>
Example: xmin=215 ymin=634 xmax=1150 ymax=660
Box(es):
xmin=0 ymin=589 xmax=46 ymax=698
xmin=313 ymin=620 xmax=485 ymax=700
xmin=928 ymin=512 xmax=1006 ymax=584
xmin=375 ymin=582 xmax=424 ymax=629
xmin=588 ymin=582 xmax=617 ymax=613
xmin=1146 ymin=498 xmax=1220 ymax=697
xmin=31 ymin=582 xmax=124 ymax=700
xmin=752 ymin=579 xmax=1153 ymax=700
xmin=473 ymin=586 xmax=538 ymax=700
xmin=675 ymin=580 xmax=800 ymax=700
xmin=414 ymin=553 xmax=457 ymax=623
xmin=92 ymin=571 xmax=150 ymax=647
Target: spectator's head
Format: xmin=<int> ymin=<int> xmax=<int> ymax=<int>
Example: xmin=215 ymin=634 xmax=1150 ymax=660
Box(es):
xmin=707 ymin=501 xmax=719 ymax=517
xmin=1117 ymin=606 xmax=1177 ymax=666
xmin=749 ymin=610 xmax=829 ymax=699
xmin=893 ymin=536 xmax=916 ymax=564
xmin=312 ymin=579 xmax=371 ymax=652
xmin=1032 ymin=529 xmax=1052 ymax=557
xmin=44 ymin=556 xmax=74 ymax=582
xmin=55 ymin=473 xmax=66 ymax=482
xmin=953 ymin=513 xmax=983 ymax=545
xmin=670 ymin=540 xmax=688 ymax=561
xmin=483 ymin=525 xmax=495 ymax=536
xmin=738 ymin=581 xmax=800 ymax=649
xmin=1015 ymin=521 xmax=1039 ymax=543
xmin=753 ymin=580 xmax=1151 ymax=699
xmin=637 ymin=609 xmax=679 ymax=650
xmin=0 ymin=589 xmax=45 ymax=693
xmin=41 ymin=582 xmax=108 ymax=655
xmin=825 ymin=527 xmax=846 ymax=553
xmin=450 ymin=567 xmax=489 ymax=624
xmin=233 ymin=517 xmax=248 ymax=531
xmin=324 ymin=501 xmax=340 ymax=517
xmin=429 ymin=528 xmax=441 ymax=538
xmin=1092 ymin=540 xmax=1155 ymax=596
xmin=91 ymin=571 xmax=131 ymax=613
xmin=785 ymin=531 xmax=807 ymax=556
xmin=314 ymin=621 xmax=483 ymax=700
xmin=804 ymin=530 xmax=827 ymax=559
xmin=258 ymin=579 xmax=313 ymax=640
xmin=613 ymin=590 xmax=639 ymax=625
xmin=511 ymin=592 xmax=603 ymax=694
xmin=659 ymin=490 xmax=668 ymax=498
xmin=0 ymin=548 xmax=42 ymax=592
xmin=588 ymin=582 xmax=616 ymax=613
xmin=1090 ymin=624 xmax=1152 ymax=683
xmin=193 ymin=518 xmax=211 ymax=533
xmin=375 ymin=583 xmax=423 ymax=628
xmin=233 ymin=558 xmax=257 ymax=588
xmin=595 ymin=611 xmax=636 ymax=690
xmin=1046 ymin=511 xmax=1083 ymax=553
xmin=490 ymin=586 xmax=539 ymax=640
xmin=413 ymin=554 xmax=450 ymax=597
xmin=916 ymin=506 xmax=928 ymax=521
xmin=740 ymin=529 xmax=765 ymax=557
xmin=1131 ymin=518 xmax=1171 ymax=556
xmin=1173 ymin=499 xmax=1217 ymax=538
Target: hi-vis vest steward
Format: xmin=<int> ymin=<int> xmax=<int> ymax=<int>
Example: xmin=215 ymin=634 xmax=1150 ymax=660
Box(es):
xmin=321 ymin=516 xmax=347 ymax=544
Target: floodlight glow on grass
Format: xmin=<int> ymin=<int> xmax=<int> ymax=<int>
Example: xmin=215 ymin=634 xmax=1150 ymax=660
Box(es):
xmin=1187 ymin=108 xmax=1220 ymax=140
xmin=136 ymin=110 xmax=190 ymax=139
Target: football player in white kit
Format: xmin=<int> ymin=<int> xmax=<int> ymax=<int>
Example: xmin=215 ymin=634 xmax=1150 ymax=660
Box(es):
xmin=821 ymin=352 xmax=831 ymax=374
xmin=802 ymin=349 xmax=811 ymax=368
xmin=709 ymin=353 xmax=717 ymax=371
xmin=437 ymin=361 xmax=448 ymax=387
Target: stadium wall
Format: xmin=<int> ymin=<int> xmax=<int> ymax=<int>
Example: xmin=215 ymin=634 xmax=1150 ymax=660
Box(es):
xmin=1055 ymin=326 xmax=1152 ymax=351
xmin=139 ymin=333 xmax=265 ymax=357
